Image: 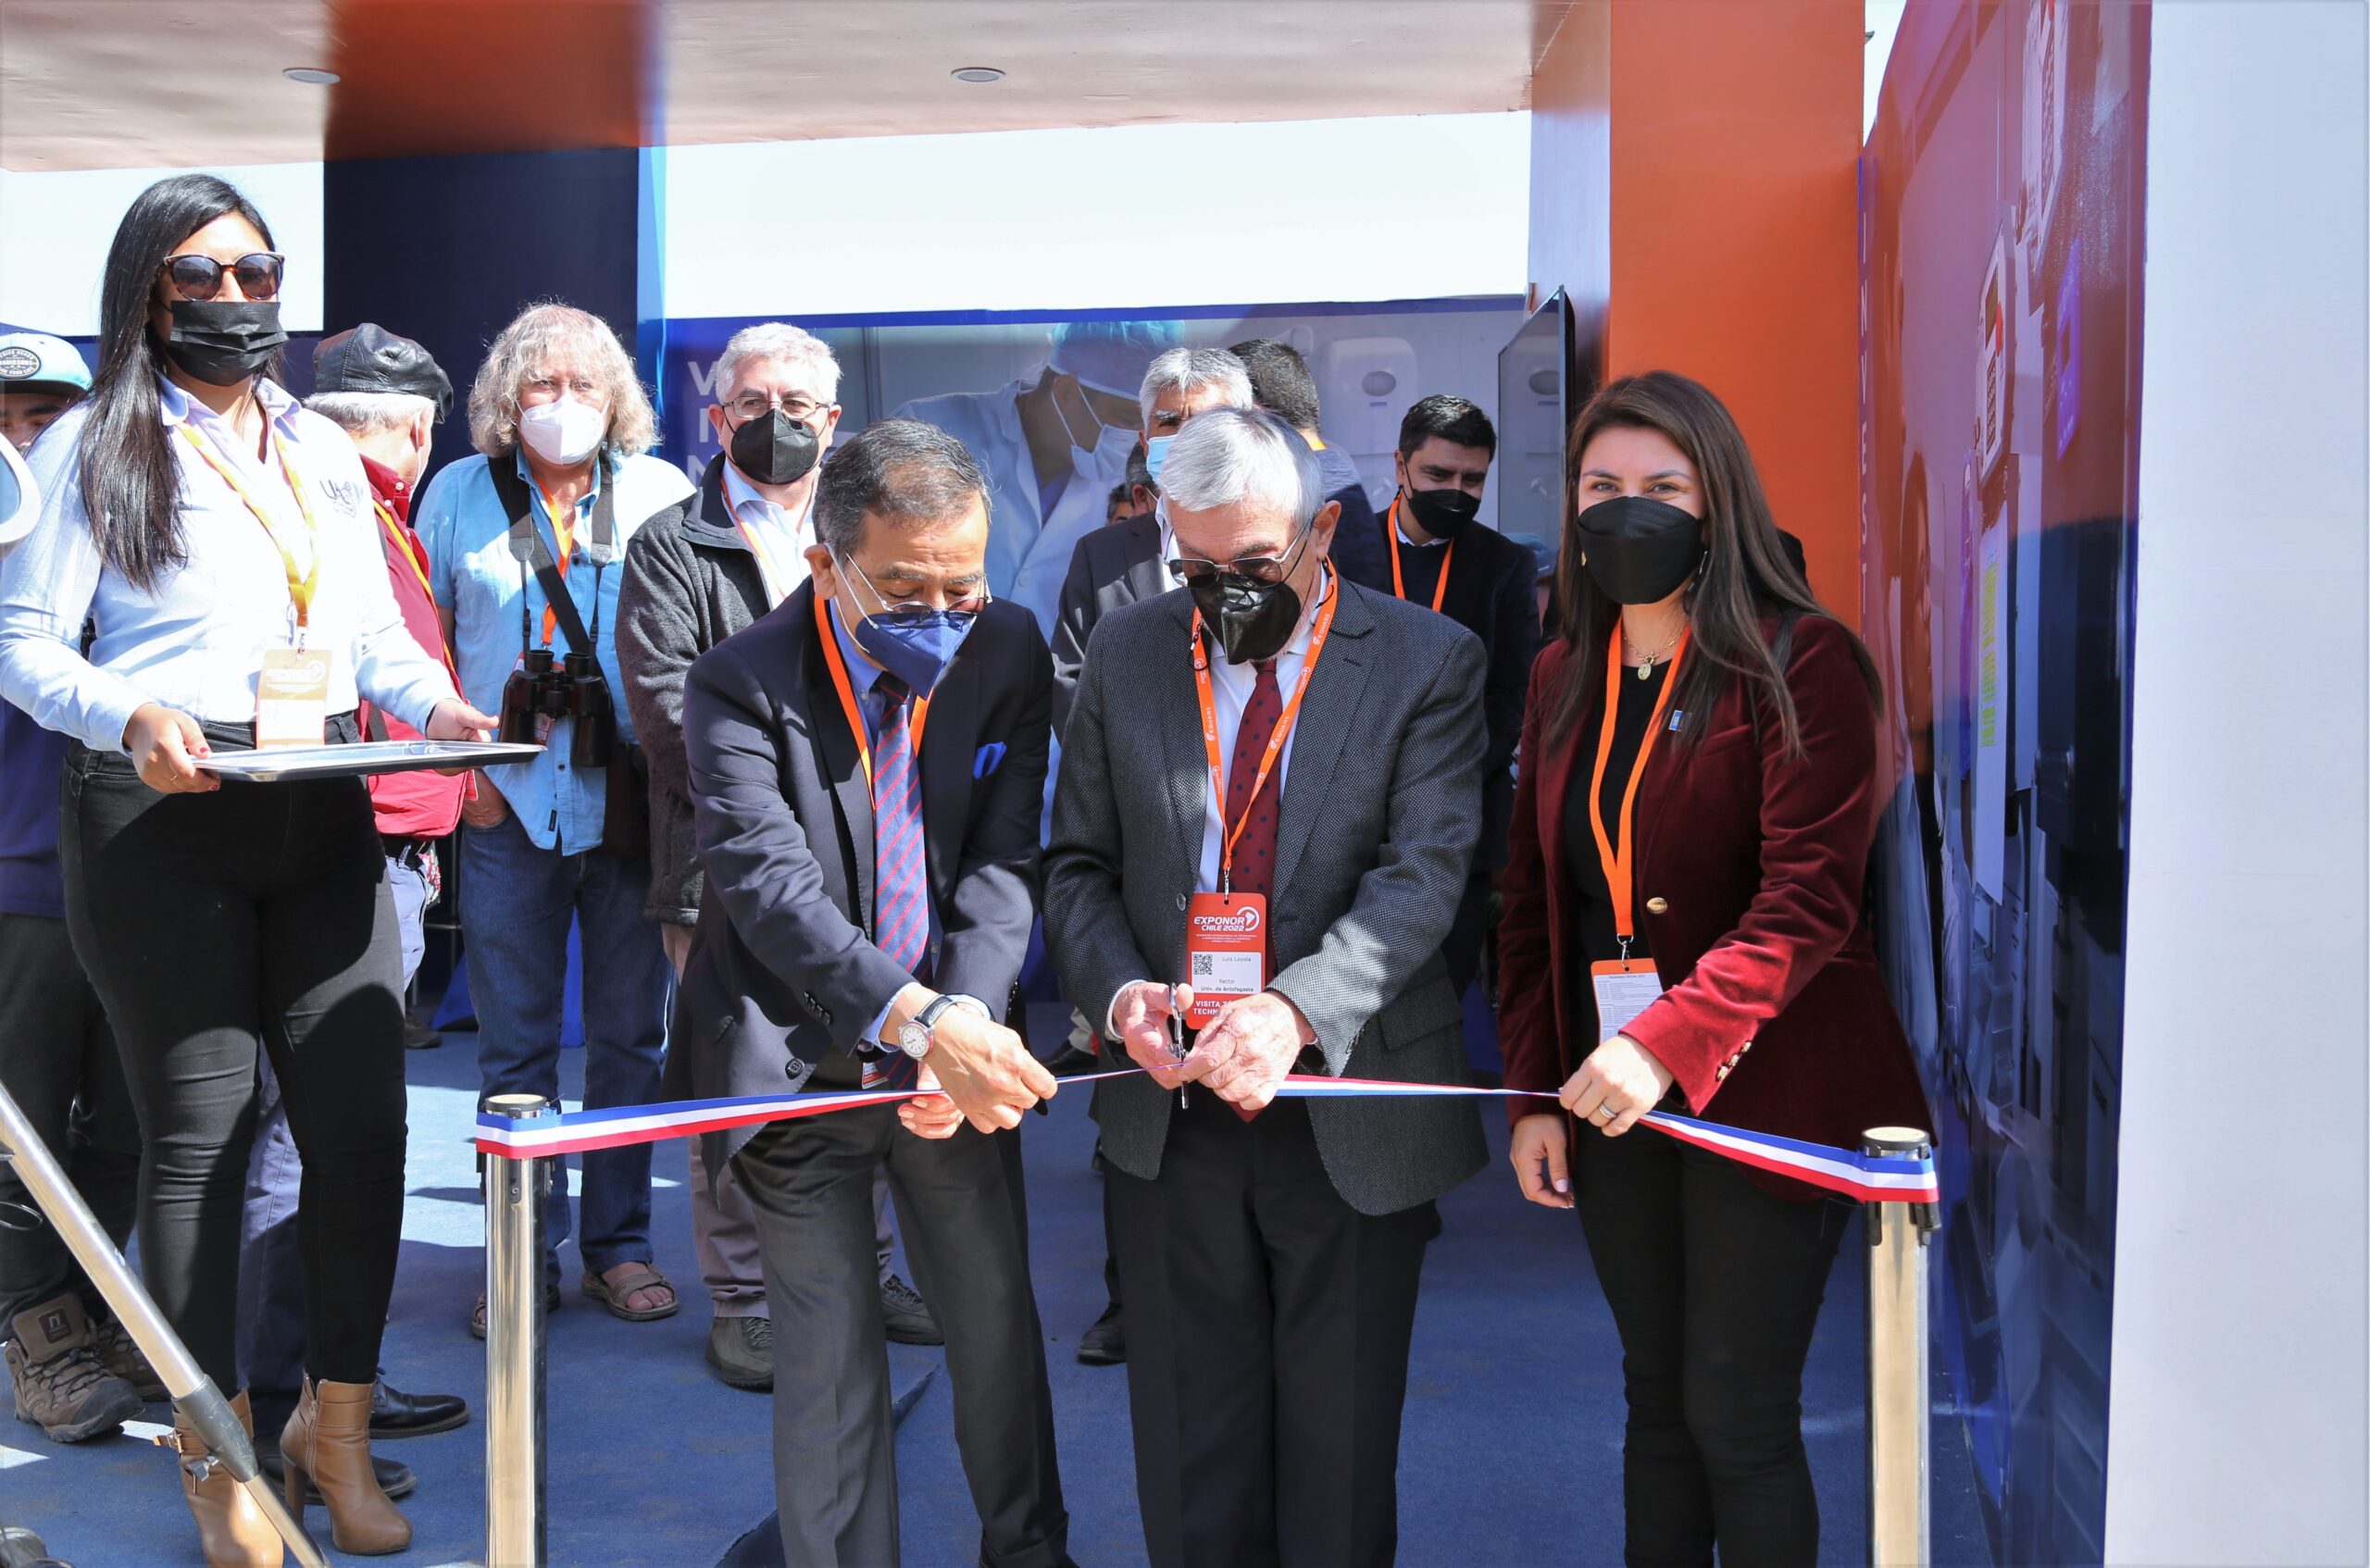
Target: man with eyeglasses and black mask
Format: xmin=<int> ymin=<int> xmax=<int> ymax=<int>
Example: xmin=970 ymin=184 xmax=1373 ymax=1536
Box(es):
xmin=1336 ymin=395 xmax=1538 ymax=999
xmin=618 ymin=323 xmax=941 ymax=1393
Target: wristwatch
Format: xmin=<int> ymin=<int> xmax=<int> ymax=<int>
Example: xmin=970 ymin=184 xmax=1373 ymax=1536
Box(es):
xmin=898 ymin=993 xmax=990 ymax=1062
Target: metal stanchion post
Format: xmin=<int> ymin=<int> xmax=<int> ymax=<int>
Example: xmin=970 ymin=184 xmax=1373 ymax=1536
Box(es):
xmin=1864 ymin=1126 xmax=1936 ymax=1568
xmin=0 ymin=1084 xmax=329 ymax=1568
xmin=483 ymin=1093 xmax=551 ymax=1568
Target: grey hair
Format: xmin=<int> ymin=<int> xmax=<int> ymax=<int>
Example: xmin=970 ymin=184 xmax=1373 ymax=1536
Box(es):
xmin=1137 ymin=346 xmax=1253 ymax=429
xmin=814 ymin=418 xmax=991 ymax=556
xmin=1154 ymin=406 xmax=1320 ymax=528
xmin=305 ymin=390 xmax=435 ymax=437
xmin=468 ymin=302 xmax=657 ymax=459
xmin=713 ymin=321 xmax=842 ymax=404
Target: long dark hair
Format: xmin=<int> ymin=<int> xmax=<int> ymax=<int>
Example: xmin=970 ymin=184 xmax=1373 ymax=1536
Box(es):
xmin=1548 ymin=371 xmax=1878 ymax=757
xmin=77 ymin=174 xmax=281 ymax=592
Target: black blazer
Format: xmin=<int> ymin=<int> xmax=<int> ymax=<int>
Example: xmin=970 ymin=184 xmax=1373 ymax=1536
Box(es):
xmin=1049 ymin=511 xmax=1164 ymax=738
xmin=667 ymin=581 xmax=1054 ymax=1168
xmin=1334 ymin=513 xmax=1539 ymax=870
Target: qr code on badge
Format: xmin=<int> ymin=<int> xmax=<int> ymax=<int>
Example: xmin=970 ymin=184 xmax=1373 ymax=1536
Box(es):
xmin=1191 ymin=952 xmax=1216 ymax=980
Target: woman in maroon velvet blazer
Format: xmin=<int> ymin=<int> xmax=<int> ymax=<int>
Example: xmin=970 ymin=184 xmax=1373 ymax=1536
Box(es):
xmin=1497 ymin=371 xmax=1928 ymax=1564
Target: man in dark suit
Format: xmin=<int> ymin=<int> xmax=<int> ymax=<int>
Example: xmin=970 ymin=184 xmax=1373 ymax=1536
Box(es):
xmin=1046 ymin=408 xmax=1490 ymax=1568
xmin=673 ymin=419 xmax=1069 ymax=1568
xmin=1335 ymin=395 xmax=1539 ymax=996
xmin=1229 ymin=337 xmax=1383 ymax=584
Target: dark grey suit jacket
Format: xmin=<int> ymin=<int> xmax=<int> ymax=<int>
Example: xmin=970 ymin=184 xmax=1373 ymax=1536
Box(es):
xmin=1049 ymin=511 xmax=1163 ymax=738
xmin=667 ymin=581 xmax=1054 ymax=1173
xmin=1044 ymin=577 xmax=1491 ymax=1215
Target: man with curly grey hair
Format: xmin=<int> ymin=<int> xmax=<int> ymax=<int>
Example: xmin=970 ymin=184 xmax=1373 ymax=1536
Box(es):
xmin=413 ymin=302 xmax=693 ymax=1337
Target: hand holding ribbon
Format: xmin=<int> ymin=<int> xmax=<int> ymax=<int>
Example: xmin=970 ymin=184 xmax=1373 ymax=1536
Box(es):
xmin=1183 ymin=991 xmax=1309 ymax=1113
xmin=1109 ymin=981 xmax=1196 ymax=1089
xmin=1560 ymin=1034 xmax=1677 ymax=1138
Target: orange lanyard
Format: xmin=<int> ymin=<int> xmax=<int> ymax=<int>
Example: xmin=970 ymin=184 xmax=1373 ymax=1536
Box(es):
xmin=375 ymin=500 xmax=461 ymax=686
xmin=816 ymin=599 xmax=931 ymax=799
xmin=1190 ymin=569 xmax=1338 ymax=895
xmin=1383 ymin=497 xmax=1453 ymax=613
xmin=176 ymin=419 xmax=323 ymax=630
xmin=536 ymin=482 xmax=579 ymax=647
xmin=1587 ymin=621 xmax=1688 ymax=953
xmin=736 ymin=516 xmax=796 ymax=607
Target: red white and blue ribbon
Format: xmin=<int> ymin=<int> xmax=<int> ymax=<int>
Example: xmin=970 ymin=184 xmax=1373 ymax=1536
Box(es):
xmin=475 ymin=1070 xmax=1937 ymax=1206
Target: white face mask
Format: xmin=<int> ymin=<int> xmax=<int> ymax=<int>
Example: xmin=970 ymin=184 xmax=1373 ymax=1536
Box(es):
xmin=518 ymin=396 xmax=606 ymax=467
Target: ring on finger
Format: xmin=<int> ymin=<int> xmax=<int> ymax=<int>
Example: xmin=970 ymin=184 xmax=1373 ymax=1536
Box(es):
xmin=1594 ymin=1102 xmax=1617 ymax=1123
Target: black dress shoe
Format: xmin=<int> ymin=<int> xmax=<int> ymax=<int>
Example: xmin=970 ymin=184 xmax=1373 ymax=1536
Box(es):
xmin=255 ymin=1431 xmax=415 ymax=1501
xmin=1077 ymin=1302 xmax=1125 ymax=1365
xmin=879 ymin=1274 xmax=943 ymax=1347
xmin=368 ymin=1376 xmax=468 ymax=1439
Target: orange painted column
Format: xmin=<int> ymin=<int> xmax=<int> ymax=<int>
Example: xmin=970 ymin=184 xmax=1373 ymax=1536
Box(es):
xmin=1532 ymin=0 xmax=1866 ymax=627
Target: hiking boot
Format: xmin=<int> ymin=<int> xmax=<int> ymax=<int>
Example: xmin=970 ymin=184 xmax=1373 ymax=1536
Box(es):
xmin=705 ymin=1316 xmax=773 ymax=1391
xmin=90 ymin=1313 xmax=168 ymax=1401
xmin=6 ymin=1296 xmax=143 ymax=1443
xmin=879 ymin=1273 xmax=942 ymax=1347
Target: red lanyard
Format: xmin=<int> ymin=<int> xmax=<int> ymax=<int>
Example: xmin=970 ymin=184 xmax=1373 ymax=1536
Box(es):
xmin=1587 ymin=621 xmax=1689 ymax=953
xmin=536 ymin=483 xmax=578 ymax=647
xmin=816 ymin=601 xmax=930 ymax=799
xmin=176 ymin=420 xmax=322 ymax=630
xmin=1189 ymin=570 xmax=1338 ymax=895
xmin=1383 ymin=497 xmax=1453 ymax=613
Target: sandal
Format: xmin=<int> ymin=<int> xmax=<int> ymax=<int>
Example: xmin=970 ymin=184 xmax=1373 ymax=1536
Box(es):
xmin=470 ymin=1284 xmax=562 ymax=1341
xmin=580 ymin=1263 xmax=679 ymax=1323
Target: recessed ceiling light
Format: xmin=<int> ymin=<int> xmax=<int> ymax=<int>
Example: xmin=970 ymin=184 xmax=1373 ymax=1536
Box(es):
xmin=282 ymin=67 xmax=341 ymax=86
xmin=950 ymin=66 xmax=1005 ymax=84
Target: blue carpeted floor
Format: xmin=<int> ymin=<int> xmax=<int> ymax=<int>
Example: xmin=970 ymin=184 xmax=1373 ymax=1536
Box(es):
xmin=2 ymin=1017 xmax=1987 ymax=1566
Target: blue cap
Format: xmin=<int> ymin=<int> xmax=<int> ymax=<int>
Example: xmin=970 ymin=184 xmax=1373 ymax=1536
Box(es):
xmin=0 ymin=332 xmax=92 ymax=394
xmin=1048 ymin=320 xmax=1179 ymax=400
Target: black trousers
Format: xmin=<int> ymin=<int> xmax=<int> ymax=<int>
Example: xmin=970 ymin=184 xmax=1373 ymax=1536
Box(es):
xmin=731 ymin=1057 xmax=1067 ymax=1568
xmin=1574 ymin=1123 xmax=1850 ymax=1568
xmin=1108 ymin=1094 xmax=1434 ymax=1568
xmin=0 ymin=912 xmax=141 ymax=1329
xmin=58 ymin=739 xmax=408 ymax=1390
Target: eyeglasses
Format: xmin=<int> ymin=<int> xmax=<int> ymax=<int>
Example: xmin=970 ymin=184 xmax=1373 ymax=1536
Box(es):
xmin=1163 ymin=514 xmax=1311 ymax=586
xmin=160 ymin=253 xmax=284 ymax=303
xmin=521 ymin=374 xmax=606 ymax=404
xmin=725 ymin=392 xmax=828 ymax=423
xmin=842 ymin=554 xmax=992 ymax=618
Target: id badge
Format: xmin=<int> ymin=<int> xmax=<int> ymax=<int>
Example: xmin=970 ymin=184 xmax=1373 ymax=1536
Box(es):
xmin=256 ymin=647 xmax=332 ymax=750
xmin=1590 ymin=957 xmax=1664 ymax=1043
xmin=1184 ymin=892 xmax=1266 ymax=1028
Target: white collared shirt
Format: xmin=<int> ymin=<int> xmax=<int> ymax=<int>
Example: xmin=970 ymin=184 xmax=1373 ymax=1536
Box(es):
xmin=719 ymin=462 xmax=815 ymax=608
xmin=1155 ymin=516 xmax=1179 ymax=595
xmin=0 ymin=378 xmax=455 ymax=753
xmin=1193 ymin=569 xmax=1330 ymax=894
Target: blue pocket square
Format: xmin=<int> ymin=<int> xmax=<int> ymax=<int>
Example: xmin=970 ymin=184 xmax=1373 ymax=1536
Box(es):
xmin=973 ymin=742 xmax=1006 ymax=778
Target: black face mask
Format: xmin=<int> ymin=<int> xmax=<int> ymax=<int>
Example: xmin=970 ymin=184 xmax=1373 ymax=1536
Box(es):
xmin=728 ymin=409 xmax=820 ymax=487
xmin=1403 ymin=481 xmax=1480 ymax=540
xmin=1576 ymin=494 xmax=1705 ymax=604
xmin=160 ymin=300 xmax=286 ymax=387
xmin=1187 ymin=530 xmax=1312 ymax=665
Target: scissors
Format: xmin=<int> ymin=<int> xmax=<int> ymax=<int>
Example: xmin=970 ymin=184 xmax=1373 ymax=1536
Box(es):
xmin=1166 ymin=982 xmax=1189 ymax=1110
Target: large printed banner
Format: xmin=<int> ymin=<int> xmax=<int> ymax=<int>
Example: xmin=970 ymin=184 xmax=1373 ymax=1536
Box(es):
xmin=655 ymin=300 xmax=1527 ymax=633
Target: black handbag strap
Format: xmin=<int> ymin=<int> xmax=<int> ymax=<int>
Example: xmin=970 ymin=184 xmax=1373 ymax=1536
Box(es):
xmin=490 ymin=456 xmax=615 ymax=656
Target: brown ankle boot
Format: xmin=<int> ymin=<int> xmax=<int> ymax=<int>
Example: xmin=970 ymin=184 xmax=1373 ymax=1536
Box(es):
xmin=280 ymin=1376 xmax=409 ymax=1555
xmin=167 ymin=1390 xmax=283 ymax=1568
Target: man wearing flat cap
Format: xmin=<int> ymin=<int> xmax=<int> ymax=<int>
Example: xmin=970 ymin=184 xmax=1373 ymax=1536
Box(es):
xmin=231 ymin=324 xmax=475 ymax=1487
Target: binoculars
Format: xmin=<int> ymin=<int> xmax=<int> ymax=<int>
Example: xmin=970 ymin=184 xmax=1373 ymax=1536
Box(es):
xmin=496 ymin=648 xmax=616 ymax=767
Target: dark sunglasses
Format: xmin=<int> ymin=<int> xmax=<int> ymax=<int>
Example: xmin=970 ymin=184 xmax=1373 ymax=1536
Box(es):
xmin=1164 ymin=514 xmax=1311 ymax=587
xmin=160 ymin=252 xmax=285 ymax=303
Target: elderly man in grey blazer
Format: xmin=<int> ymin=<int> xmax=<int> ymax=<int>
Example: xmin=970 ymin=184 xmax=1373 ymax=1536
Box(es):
xmin=1045 ymin=407 xmax=1489 ymax=1568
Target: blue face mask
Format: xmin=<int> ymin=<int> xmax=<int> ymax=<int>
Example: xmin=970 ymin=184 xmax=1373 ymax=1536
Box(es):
xmin=838 ymin=555 xmax=979 ymax=695
xmin=1143 ymin=434 xmax=1173 ymax=483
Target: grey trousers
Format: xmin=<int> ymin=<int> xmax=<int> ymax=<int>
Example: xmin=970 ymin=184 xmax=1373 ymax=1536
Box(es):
xmin=733 ymin=1100 xmax=1068 ymax=1568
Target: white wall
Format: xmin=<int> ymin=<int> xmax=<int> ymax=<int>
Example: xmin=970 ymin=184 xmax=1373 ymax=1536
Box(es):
xmin=0 ymin=163 xmax=324 ymax=336
xmin=662 ymin=113 xmax=1530 ymax=318
xmin=2108 ymin=6 xmax=2369 ymax=1562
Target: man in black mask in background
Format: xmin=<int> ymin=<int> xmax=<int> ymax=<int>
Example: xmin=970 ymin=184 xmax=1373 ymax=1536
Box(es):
xmin=1335 ymin=395 xmax=1537 ymax=997
xmin=617 ymin=321 xmax=942 ymax=1394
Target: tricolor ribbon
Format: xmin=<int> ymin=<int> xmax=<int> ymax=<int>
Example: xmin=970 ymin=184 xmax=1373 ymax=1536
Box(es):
xmin=475 ymin=1070 xmax=1937 ymax=1206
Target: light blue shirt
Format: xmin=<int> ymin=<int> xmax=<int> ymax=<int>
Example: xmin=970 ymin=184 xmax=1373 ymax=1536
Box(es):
xmin=413 ymin=447 xmax=692 ymax=852
xmin=0 ymin=378 xmax=455 ymax=753
xmin=718 ymin=462 xmax=812 ymax=606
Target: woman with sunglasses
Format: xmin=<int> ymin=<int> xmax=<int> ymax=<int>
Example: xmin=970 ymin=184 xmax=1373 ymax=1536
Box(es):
xmin=0 ymin=174 xmax=493 ymax=1565
xmin=1496 ymin=371 xmax=1929 ymax=1562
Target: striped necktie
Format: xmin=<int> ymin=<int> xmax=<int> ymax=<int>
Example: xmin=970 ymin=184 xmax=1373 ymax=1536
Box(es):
xmin=867 ymin=673 xmax=929 ymax=1091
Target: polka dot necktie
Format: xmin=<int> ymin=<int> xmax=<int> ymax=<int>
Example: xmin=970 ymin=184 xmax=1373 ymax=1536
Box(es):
xmin=1217 ymin=658 xmax=1282 ymax=1121
xmin=867 ymin=673 xmax=928 ymax=1093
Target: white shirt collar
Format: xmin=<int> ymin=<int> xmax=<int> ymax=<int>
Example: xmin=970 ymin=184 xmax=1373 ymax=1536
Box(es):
xmin=720 ymin=460 xmax=810 ymax=535
xmin=156 ymin=373 xmax=300 ymax=436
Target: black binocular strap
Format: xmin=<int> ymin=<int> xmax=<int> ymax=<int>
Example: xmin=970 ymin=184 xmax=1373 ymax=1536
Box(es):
xmin=489 ymin=456 xmax=616 ymax=658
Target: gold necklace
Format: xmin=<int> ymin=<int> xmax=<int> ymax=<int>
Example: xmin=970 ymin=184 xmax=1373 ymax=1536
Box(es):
xmin=1622 ymin=619 xmax=1686 ymax=680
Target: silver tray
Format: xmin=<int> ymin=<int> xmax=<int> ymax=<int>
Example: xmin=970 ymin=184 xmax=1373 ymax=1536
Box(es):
xmin=202 ymin=740 xmax=545 ymax=783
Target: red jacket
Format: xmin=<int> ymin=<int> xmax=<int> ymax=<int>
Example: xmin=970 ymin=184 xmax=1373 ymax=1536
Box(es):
xmin=1497 ymin=615 xmax=1930 ymax=1199
xmin=355 ymin=454 xmax=468 ymax=840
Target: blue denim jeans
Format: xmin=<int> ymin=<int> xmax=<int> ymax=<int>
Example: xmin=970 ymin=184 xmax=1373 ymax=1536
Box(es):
xmin=461 ymin=815 xmax=668 ymax=1285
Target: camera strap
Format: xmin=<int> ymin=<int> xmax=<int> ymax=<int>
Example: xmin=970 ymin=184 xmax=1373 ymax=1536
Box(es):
xmin=491 ymin=456 xmax=615 ymax=656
